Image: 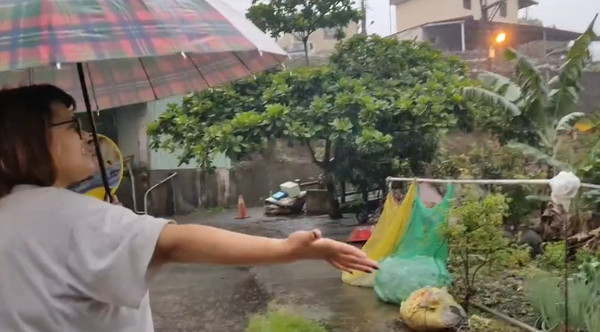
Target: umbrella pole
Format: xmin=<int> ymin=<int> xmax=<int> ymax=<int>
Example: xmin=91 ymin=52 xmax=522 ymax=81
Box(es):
xmin=76 ymin=62 xmax=113 ymax=202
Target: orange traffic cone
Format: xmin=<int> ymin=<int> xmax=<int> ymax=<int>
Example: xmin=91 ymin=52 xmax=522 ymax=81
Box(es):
xmin=235 ymin=194 xmax=250 ymax=219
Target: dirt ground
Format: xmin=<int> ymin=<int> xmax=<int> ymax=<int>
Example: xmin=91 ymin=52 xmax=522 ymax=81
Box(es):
xmin=149 ymin=208 xmax=406 ymax=332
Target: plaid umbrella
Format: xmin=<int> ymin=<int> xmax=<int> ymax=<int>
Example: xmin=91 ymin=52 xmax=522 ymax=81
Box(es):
xmin=0 ymin=0 xmax=287 ymax=110
xmin=0 ymin=0 xmax=287 ymax=201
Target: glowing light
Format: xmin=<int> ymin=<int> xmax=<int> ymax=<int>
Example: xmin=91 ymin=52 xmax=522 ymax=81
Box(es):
xmin=495 ymin=32 xmax=507 ymax=44
xmin=56 ymin=62 xmax=61 ymax=69
xmin=181 ymin=51 xmax=187 ymax=59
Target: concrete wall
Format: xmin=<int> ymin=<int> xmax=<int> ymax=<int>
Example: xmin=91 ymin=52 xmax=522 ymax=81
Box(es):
xmin=579 ymin=71 xmax=600 ymax=114
xmin=394 ymin=0 xmax=520 ymax=32
xmin=140 ymin=144 xmax=322 ymax=217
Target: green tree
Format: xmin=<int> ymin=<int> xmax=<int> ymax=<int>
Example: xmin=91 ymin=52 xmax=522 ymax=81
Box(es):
xmin=148 ymin=37 xmax=472 ymax=217
xmin=246 ymin=0 xmax=362 ymax=65
xmin=446 ymin=193 xmax=531 ymax=310
xmin=463 ymin=15 xmax=598 ymax=173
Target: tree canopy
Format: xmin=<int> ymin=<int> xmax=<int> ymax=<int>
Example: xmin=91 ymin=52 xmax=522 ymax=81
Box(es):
xmin=148 ymin=35 xmax=473 ymax=196
xmin=246 ymin=0 xmax=362 ymax=64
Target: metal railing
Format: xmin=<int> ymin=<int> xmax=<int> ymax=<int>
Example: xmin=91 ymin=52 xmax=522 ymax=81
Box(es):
xmin=144 ymin=172 xmax=178 ymax=215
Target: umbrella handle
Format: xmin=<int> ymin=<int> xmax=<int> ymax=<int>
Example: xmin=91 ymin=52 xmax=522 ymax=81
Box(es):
xmin=77 ymin=62 xmax=113 ymax=203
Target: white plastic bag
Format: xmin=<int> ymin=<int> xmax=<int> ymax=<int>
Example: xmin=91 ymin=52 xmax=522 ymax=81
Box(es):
xmin=549 ymin=171 xmax=580 ymax=212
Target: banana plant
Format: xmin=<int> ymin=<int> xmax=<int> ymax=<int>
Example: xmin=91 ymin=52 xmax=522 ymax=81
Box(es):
xmin=462 ymin=15 xmax=598 ymax=172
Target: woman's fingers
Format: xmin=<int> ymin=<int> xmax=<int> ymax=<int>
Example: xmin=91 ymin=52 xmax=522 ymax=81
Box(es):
xmin=328 ymin=259 xmax=353 ymax=274
xmin=341 ymin=262 xmax=374 ymax=273
xmin=333 ymin=256 xmax=377 ymax=273
xmin=339 ymin=254 xmax=379 ymax=270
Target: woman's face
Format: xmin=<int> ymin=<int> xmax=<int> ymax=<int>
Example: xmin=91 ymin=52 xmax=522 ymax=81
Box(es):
xmin=49 ymin=102 xmax=97 ymax=187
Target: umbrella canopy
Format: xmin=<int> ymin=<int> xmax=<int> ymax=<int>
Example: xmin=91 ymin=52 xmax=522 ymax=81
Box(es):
xmin=0 ymin=0 xmax=287 ymax=202
xmin=0 ymin=0 xmax=287 ymax=111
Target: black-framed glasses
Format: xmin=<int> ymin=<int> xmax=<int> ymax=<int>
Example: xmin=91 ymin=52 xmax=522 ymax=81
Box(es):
xmin=51 ymin=117 xmax=82 ymax=138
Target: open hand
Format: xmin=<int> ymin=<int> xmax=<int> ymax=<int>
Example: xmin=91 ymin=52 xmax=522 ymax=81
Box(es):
xmin=285 ymin=229 xmax=378 ymax=274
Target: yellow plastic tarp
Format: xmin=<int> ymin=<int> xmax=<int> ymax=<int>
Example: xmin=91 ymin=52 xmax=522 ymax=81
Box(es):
xmin=341 ymin=181 xmax=417 ymax=287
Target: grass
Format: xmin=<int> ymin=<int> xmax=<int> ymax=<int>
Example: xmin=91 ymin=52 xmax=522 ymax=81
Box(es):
xmin=525 ymin=268 xmax=600 ymax=331
xmin=246 ymin=308 xmax=329 ymax=332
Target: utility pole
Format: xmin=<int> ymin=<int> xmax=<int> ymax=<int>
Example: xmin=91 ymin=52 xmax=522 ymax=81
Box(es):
xmin=360 ymin=0 xmax=367 ymax=35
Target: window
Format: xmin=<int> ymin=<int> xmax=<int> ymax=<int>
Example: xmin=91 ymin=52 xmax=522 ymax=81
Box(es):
xmin=463 ymin=0 xmax=471 ymax=10
xmin=499 ymin=2 xmax=507 ymax=17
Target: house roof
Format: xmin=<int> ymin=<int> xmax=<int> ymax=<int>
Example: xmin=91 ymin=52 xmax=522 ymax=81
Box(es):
xmin=518 ymin=0 xmax=538 ymax=9
xmin=391 ymin=16 xmax=587 ymax=46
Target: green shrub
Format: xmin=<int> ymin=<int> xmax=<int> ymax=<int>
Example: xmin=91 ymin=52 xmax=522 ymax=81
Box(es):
xmin=539 ymin=241 xmax=566 ymax=270
xmin=431 ymin=138 xmax=542 ymax=228
xmin=576 ymin=248 xmax=600 ymax=266
xmin=246 ymin=309 xmax=328 ymax=332
xmin=446 ymin=193 xmax=531 ymax=309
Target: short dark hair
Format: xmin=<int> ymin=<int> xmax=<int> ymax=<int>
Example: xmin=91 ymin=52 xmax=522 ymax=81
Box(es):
xmin=0 ymin=84 xmax=76 ymax=198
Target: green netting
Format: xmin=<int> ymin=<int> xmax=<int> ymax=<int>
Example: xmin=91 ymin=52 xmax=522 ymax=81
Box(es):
xmin=374 ymin=184 xmax=454 ymax=304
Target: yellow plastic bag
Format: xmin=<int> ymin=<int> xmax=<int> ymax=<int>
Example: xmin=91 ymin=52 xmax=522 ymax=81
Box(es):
xmin=341 ymin=181 xmax=417 ymax=287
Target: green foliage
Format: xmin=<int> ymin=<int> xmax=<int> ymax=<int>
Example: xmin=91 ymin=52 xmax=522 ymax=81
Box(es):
xmin=246 ymin=309 xmax=328 ymax=332
xmin=431 ymin=138 xmax=543 ymax=227
xmin=576 ymin=248 xmax=600 ymax=266
xmin=539 ymin=241 xmax=566 ymax=270
xmin=446 ymin=194 xmax=531 ymax=307
xmin=329 ymin=35 xmax=468 ymax=81
xmin=464 ymin=16 xmax=598 ymax=171
xmin=526 ymin=262 xmax=600 ymax=332
xmin=149 ymin=36 xmax=472 ymax=195
xmin=246 ymin=0 xmax=362 ymax=64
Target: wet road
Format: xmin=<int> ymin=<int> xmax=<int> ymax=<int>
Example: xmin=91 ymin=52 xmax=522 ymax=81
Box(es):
xmin=150 ymin=208 xmax=406 ymax=332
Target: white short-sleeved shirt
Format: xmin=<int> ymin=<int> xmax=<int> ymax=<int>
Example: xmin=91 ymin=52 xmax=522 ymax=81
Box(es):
xmin=0 ymin=185 xmax=171 ymax=332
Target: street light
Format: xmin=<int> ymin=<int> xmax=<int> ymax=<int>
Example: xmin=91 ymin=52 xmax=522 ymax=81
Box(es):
xmin=495 ymin=31 xmax=507 ymax=44
xmin=488 ymin=31 xmax=507 ymax=70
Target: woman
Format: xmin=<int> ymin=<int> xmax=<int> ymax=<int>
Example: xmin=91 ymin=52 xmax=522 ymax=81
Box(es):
xmin=0 ymin=85 xmax=377 ymax=332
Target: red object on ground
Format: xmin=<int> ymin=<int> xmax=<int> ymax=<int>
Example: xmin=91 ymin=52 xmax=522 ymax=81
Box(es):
xmin=346 ymin=225 xmax=374 ymax=243
xmin=235 ymin=195 xmax=250 ymax=219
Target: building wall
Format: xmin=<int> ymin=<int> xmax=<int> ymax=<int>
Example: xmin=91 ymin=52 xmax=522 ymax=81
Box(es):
xmin=277 ymin=21 xmax=360 ymax=56
xmin=394 ymin=0 xmax=520 ymax=32
xmin=393 ymin=26 xmax=425 ymax=42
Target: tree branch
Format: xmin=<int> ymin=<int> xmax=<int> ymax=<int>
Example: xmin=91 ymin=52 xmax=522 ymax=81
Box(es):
xmin=470 ymin=254 xmax=491 ymax=289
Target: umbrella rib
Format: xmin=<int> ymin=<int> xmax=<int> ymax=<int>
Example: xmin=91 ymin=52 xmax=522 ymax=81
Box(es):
xmin=232 ymin=51 xmax=254 ymax=76
xmin=187 ymin=56 xmax=210 ymax=89
xmin=85 ymin=63 xmax=100 ymax=111
xmin=138 ymin=58 xmax=158 ymax=100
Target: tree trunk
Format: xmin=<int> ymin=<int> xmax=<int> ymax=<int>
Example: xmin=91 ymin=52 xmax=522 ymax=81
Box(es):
xmin=325 ymin=171 xmax=342 ymax=219
xmin=302 ymin=38 xmax=310 ymax=66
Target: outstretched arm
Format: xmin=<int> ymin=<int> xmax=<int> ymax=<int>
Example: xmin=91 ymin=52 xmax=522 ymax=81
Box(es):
xmin=153 ymin=224 xmax=377 ymax=273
